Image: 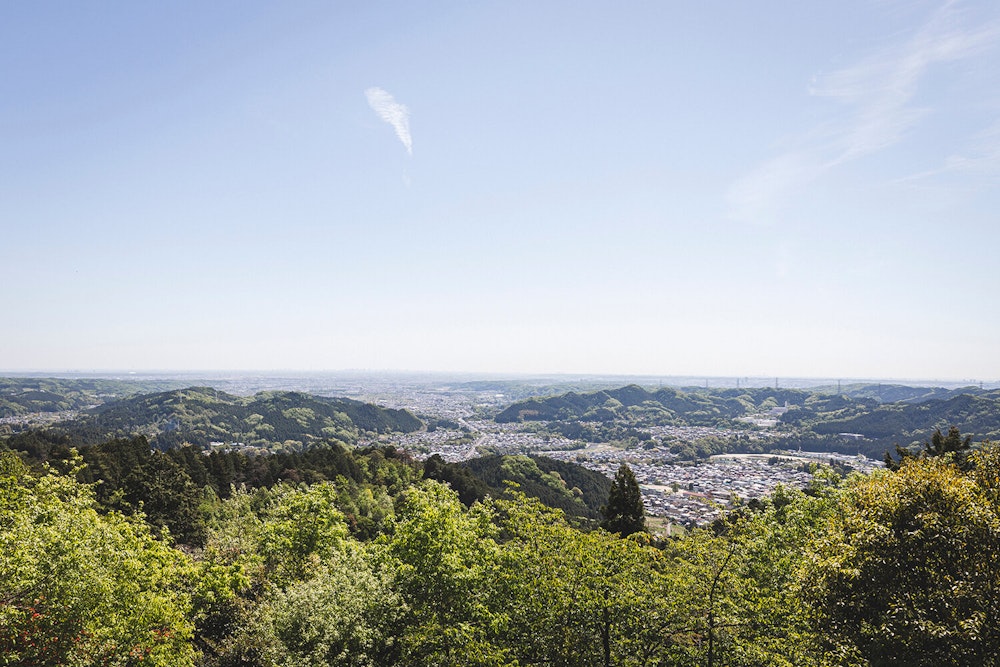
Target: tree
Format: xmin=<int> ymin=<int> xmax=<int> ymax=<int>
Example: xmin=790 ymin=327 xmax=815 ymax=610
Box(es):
xmin=487 ymin=491 xmax=689 ymax=667
xmin=601 ymin=464 xmax=646 ymax=536
xmin=0 ymin=452 xmax=196 ymax=666
xmin=884 ymin=426 xmax=974 ymax=470
xmin=803 ymin=455 xmax=1000 ymax=665
xmin=242 ymin=545 xmax=404 ymax=667
xmin=380 ymin=481 xmax=504 ymax=665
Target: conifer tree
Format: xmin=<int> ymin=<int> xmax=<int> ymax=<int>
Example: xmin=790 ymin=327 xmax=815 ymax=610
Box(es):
xmin=601 ymin=463 xmax=646 ymax=536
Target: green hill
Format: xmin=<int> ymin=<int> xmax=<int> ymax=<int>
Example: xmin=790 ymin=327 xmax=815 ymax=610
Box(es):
xmin=0 ymin=376 xmax=187 ymax=418
xmin=803 ymin=390 xmax=1000 ymax=444
xmin=495 ymin=384 xmax=827 ymax=426
xmin=424 ymin=453 xmax=612 ymax=521
xmin=496 ymin=383 xmax=1000 ymax=458
xmin=7 ymin=387 xmax=421 ymax=452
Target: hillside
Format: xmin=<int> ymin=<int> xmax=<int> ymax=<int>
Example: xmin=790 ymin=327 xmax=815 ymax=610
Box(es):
xmin=495 ymin=384 xmax=1000 ymax=458
xmin=6 ymin=387 xmax=421 ymax=451
xmin=424 ymin=453 xmax=612 ymax=521
xmin=814 ymin=382 xmax=986 ymax=404
xmin=0 ymin=376 xmax=187 ymax=418
xmin=494 ymin=384 xmax=865 ymax=426
xmin=796 ymin=389 xmax=1000 ymax=443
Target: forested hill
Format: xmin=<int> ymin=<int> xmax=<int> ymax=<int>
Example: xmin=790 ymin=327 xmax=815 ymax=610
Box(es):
xmin=11 ymin=387 xmax=421 ymax=451
xmin=0 ymin=376 xmax=187 ymax=417
xmin=495 ymin=384 xmax=1000 ymax=453
xmin=793 ymin=389 xmax=1000 ymax=442
xmin=820 ymin=382 xmax=985 ymax=404
xmin=494 ymin=384 xmax=838 ymax=425
xmin=424 ymin=453 xmax=612 ymax=521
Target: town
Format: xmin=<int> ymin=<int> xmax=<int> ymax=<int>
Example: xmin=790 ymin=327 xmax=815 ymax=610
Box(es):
xmin=357 ymin=384 xmax=884 ymax=527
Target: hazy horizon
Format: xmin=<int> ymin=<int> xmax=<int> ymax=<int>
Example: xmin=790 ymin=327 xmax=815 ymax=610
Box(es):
xmin=1 ymin=368 xmax=995 ymax=391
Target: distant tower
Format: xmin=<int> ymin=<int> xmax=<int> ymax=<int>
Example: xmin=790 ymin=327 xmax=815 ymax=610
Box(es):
xmin=775 ymin=377 xmax=779 ymax=390
xmin=837 ymin=379 xmax=841 ymax=394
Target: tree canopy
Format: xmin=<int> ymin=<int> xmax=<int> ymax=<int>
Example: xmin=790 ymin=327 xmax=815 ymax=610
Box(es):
xmin=3 ymin=434 xmax=1000 ymax=665
xmin=601 ymin=463 xmax=647 ymax=537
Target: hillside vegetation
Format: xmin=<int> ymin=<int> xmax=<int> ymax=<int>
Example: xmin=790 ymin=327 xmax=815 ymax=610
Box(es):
xmin=3 ymin=438 xmax=1000 ymax=665
xmin=5 ymin=387 xmax=421 ymax=452
xmin=0 ymin=376 xmax=186 ymax=418
xmin=497 ymin=384 xmax=1000 ymax=458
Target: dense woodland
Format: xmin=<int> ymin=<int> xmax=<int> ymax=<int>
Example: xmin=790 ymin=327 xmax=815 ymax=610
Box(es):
xmin=3 ymin=430 xmax=1000 ymax=665
xmin=498 ymin=384 xmax=1000 ymax=458
xmin=1 ymin=387 xmax=422 ymax=452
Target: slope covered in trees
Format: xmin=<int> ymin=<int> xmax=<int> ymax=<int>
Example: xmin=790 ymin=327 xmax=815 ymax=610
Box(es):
xmin=0 ymin=376 xmax=187 ymax=418
xmin=4 ymin=441 xmax=1000 ymax=665
xmin=494 ymin=384 xmax=878 ymax=426
xmin=496 ymin=383 xmax=1000 ymax=457
xmin=5 ymin=387 xmax=421 ymax=452
xmin=460 ymin=454 xmax=612 ymax=520
xmin=797 ymin=389 xmax=1000 ymax=440
xmin=2 ymin=431 xmax=613 ymax=543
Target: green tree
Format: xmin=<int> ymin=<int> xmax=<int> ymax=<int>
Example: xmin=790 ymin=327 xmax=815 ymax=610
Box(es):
xmin=380 ymin=481 xmax=505 ymax=666
xmin=884 ymin=426 xmax=974 ymax=470
xmin=488 ymin=491 xmax=688 ymax=666
xmin=601 ymin=463 xmax=646 ymax=536
xmin=803 ymin=455 xmax=1000 ymax=665
xmin=0 ymin=452 xmax=196 ymax=666
xmin=675 ymin=483 xmax=835 ymax=667
xmin=244 ymin=544 xmax=404 ymax=667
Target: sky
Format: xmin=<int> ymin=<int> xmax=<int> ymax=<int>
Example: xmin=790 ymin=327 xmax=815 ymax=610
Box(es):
xmin=2 ymin=0 xmax=999 ymax=381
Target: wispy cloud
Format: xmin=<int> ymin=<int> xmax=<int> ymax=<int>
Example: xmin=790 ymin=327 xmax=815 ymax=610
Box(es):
xmin=940 ymin=120 xmax=1000 ymax=179
xmin=812 ymin=2 xmax=1000 ymax=164
xmin=897 ymin=120 xmax=1000 ymax=183
xmin=727 ymin=1 xmax=1000 ymax=224
xmin=365 ymin=87 xmax=412 ymax=156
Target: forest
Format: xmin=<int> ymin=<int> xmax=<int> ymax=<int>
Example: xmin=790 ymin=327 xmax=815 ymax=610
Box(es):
xmin=1 ymin=386 xmax=422 ymax=452
xmin=3 ymin=428 xmax=1000 ymax=666
xmin=498 ymin=384 xmax=1000 ymax=458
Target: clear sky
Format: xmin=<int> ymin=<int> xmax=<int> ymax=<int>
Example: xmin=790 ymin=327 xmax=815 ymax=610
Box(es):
xmin=2 ymin=1 xmax=999 ymax=381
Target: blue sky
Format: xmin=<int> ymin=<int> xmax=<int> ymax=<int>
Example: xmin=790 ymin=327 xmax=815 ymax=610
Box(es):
xmin=2 ymin=1 xmax=999 ymax=381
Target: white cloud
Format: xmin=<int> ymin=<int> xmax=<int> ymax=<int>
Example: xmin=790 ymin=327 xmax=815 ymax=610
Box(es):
xmin=365 ymin=87 xmax=412 ymax=156
xmin=896 ymin=120 xmax=1000 ymax=183
xmin=811 ymin=2 xmax=1000 ymax=164
xmin=727 ymin=1 xmax=1000 ymax=224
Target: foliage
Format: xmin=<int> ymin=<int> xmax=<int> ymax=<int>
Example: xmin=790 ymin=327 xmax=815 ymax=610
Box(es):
xmin=248 ymin=546 xmax=403 ymax=667
xmin=883 ymin=425 xmax=974 ymax=470
xmin=0 ymin=452 xmax=196 ymax=666
xmin=803 ymin=455 xmax=1000 ymax=665
xmin=3 ymin=387 xmax=421 ymax=452
xmin=7 ymin=424 xmax=1000 ymax=666
xmin=601 ymin=463 xmax=646 ymax=536
xmin=462 ymin=454 xmax=612 ymax=520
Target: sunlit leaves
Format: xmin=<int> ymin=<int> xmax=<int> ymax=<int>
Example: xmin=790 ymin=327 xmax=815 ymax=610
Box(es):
xmin=0 ymin=452 xmax=196 ymax=666
xmin=803 ymin=457 xmax=1000 ymax=665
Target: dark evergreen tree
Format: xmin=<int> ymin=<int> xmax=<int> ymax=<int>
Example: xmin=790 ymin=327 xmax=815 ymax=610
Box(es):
xmin=600 ymin=463 xmax=646 ymax=536
xmin=884 ymin=426 xmax=974 ymax=470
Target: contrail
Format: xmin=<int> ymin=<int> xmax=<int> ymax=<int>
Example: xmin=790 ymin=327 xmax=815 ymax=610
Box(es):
xmin=365 ymin=87 xmax=412 ymax=156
